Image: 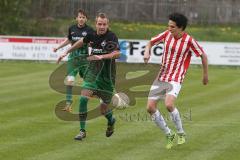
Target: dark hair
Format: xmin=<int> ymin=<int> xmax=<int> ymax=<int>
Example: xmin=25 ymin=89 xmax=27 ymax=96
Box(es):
xmin=95 ymin=13 xmax=109 ymax=22
xmin=75 ymin=9 xmax=88 ymax=18
xmin=169 ymin=13 xmax=188 ymax=31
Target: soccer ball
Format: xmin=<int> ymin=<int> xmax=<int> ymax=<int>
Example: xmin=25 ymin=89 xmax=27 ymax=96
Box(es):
xmin=112 ymin=92 xmax=130 ymax=109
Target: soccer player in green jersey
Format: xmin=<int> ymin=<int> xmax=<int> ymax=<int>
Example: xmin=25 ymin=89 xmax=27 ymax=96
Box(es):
xmin=54 ymin=9 xmax=94 ymax=112
xmin=58 ymin=13 xmax=120 ymax=140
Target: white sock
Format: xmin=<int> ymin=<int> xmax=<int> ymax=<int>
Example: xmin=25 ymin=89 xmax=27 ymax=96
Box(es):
xmin=152 ymin=110 xmax=171 ymax=135
xmin=169 ymin=108 xmax=184 ymax=134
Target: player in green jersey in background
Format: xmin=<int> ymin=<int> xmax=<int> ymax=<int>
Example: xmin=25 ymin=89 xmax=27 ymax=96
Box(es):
xmin=54 ymin=9 xmax=94 ymax=112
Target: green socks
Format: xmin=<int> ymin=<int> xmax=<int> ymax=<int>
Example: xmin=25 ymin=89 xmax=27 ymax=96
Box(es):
xmin=105 ymin=110 xmax=114 ymax=125
xmin=79 ymin=96 xmax=88 ymax=131
xmin=66 ymin=85 xmax=73 ymax=104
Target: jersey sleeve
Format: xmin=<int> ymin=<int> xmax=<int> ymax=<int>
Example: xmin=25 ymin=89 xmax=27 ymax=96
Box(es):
xmin=83 ymin=33 xmax=92 ymax=44
xmin=111 ymin=33 xmax=120 ymax=50
xmin=150 ymin=30 xmax=168 ymax=46
xmin=189 ymin=38 xmax=205 ymax=57
xmin=67 ymin=27 xmax=72 ymax=41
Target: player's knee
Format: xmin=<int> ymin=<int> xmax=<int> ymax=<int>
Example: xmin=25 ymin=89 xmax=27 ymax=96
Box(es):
xmin=66 ymin=76 xmax=75 ymax=86
xmin=100 ymin=103 xmax=108 ymax=115
xmin=81 ymin=89 xmax=93 ymax=97
xmin=147 ymin=103 xmax=156 ymax=114
xmin=147 ymin=107 xmax=153 ymax=114
xmin=165 ymin=101 xmax=174 ymax=112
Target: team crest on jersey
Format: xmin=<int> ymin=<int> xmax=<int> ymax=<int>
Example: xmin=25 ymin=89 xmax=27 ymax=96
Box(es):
xmin=82 ymin=31 xmax=87 ymax=37
xmin=101 ymin=41 xmax=106 ymax=47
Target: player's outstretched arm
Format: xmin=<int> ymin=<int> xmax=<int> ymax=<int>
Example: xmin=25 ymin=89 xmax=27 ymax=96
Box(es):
xmin=143 ymin=41 xmax=152 ymax=64
xmin=53 ymin=38 xmax=71 ymax=52
xmin=57 ymin=38 xmax=84 ymax=63
xmin=201 ymin=52 xmax=209 ymax=85
xmin=67 ymin=38 xmax=84 ymax=53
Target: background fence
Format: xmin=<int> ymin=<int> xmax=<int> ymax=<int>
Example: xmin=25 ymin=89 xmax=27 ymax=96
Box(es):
xmin=30 ymin=0 xmax=240 ymax=24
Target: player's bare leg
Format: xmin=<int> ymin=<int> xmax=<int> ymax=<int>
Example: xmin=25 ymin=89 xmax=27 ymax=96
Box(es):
xmin=147 ymin=99 xmax=176 ymax=149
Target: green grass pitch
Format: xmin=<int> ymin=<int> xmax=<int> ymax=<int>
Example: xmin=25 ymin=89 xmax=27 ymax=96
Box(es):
xmin=0 ymin=61 xmax=240 ymax=160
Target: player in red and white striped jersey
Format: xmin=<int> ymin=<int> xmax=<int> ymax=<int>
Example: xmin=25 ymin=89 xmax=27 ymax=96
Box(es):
xmin=144 ymin=13 xmax=208 ymax=149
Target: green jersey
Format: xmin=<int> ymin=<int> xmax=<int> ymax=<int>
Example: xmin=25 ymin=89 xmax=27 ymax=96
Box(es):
xmin=67 ymin=24 xmax=94 ymax=77
xmin=83 ymin=30 xmax=119 ymax=89
xmin=82 ymin=30 xmax=120 ymax=103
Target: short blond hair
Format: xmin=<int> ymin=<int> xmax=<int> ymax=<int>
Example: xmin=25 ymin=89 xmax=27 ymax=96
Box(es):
xmin=95 ymin=13 xmax=109 ymax=23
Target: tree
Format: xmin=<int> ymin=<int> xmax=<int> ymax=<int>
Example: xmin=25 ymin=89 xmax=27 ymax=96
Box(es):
xmin=0 ymin=0 xmax=31 ymax=34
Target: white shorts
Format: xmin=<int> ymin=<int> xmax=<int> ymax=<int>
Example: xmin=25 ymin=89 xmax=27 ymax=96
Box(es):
xmin=148 ymin=80 xmax=181 ymax=100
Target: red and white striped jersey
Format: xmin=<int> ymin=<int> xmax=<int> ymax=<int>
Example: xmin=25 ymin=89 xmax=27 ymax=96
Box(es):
xmin=150 ymin=30 xmax=204 ymax=83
